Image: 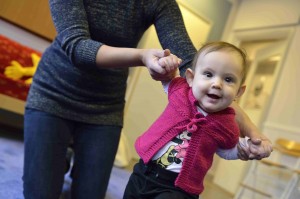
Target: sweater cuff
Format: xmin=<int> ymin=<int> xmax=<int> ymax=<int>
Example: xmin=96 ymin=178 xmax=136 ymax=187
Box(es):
xmin=74 ymin=39 xmax=103 ymax=69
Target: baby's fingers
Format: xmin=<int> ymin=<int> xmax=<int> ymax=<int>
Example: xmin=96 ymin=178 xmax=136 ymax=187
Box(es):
xmin=159 ymin=56 xmax=181 ymax=72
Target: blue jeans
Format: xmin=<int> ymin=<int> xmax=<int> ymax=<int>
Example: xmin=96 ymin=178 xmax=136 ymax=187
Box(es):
xmin=23 ymin=108 xmax=122 ymax=199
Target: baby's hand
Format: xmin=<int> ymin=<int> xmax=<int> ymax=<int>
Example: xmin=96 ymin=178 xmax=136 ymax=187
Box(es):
xmin=237 ymin=137 xmax=251 ymax=161
xmin=159 ymin=49 xmax=181 ymax=70
xmin=238 ymin=137 xmax=272 ymax=160
xmin=248 ymin=138 xmax=272 ymax=160
xmin=158 ymin=49 xmax=181 ymax=81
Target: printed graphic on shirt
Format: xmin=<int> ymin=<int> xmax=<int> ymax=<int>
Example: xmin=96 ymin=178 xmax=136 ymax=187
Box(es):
xmin=152 ymin=130 xmax=192 ymax=173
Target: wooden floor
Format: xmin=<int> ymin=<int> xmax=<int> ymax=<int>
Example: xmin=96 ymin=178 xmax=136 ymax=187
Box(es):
xmin=125 ymin=159 xmax=233 ymax=199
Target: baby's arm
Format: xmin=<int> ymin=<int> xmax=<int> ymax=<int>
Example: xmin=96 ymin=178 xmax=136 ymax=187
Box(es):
xmin=216 ymin=137 xmax=250 ymax=160
xmin=231 ymin=102 xmax=272 ymax=159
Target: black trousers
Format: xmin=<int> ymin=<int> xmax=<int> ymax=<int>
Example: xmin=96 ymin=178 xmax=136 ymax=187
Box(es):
xmin=123 ymin=159 xmax=199 ymax=199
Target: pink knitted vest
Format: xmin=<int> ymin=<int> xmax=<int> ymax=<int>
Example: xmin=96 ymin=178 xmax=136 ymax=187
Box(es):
xmin=135 ymin=77 xmax=239 ymax=195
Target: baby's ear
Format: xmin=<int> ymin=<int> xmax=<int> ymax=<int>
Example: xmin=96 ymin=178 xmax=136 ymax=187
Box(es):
xmin=236 ymin=85 xmax=246 ymax=98
xmin=185 ymin=68 xmax=194 ymax=87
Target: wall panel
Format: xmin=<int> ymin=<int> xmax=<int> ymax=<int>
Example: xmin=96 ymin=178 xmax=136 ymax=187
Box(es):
xmin=0 ymin=0 xmax=56 ymax=40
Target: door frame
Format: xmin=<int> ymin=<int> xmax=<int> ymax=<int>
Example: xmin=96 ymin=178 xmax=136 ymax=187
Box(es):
xmin=229 ymin=26 xmax=295 ymax=128
xmin=213 ymin=26 xmax=295 ymax=194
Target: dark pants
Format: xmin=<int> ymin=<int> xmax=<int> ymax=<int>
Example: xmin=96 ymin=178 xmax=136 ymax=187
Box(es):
xmin=123 ymin=159 xmax=199 ymax=199
xmin=23 ymin=108 xmax=121 ymax=199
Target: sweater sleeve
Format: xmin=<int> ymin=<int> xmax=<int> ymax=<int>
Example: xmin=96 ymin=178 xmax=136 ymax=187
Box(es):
xmin=216 ymin=137 xmax=250 ymax=160
xmin=49 ymin=0 xmax=102 ymax=68
xmin=216 ymin=146 xmax=238 ymax=160
xmin=154 ymin=0 xmax=197 ymax=77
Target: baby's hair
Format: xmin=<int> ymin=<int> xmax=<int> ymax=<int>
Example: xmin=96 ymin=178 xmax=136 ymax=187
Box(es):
xmin=191 ymin=41 xmax=249 ymax=85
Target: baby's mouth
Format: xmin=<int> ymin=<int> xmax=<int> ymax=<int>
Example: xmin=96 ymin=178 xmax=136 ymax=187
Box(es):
xmin=207 ymin=94 xmax=221 ymax=99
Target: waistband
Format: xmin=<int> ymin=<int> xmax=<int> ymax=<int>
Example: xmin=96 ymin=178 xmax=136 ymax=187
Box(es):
xmin=136 ymin=159 xmax=179 ymax=185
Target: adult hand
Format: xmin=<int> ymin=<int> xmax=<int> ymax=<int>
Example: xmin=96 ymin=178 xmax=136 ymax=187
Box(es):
xmin=248 ymin=134 xmax=273 ymax=160
xmin=142 ymin=49 xmax=181 ymax=81
xmin=237 ymin=135 xmax=272 ymax=161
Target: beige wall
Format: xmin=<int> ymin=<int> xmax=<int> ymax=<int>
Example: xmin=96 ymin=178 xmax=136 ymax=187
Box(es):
xmin=233 ymin=0 xmax=300 ymax=30
xmin=264 ymin=26 xmax=300 ymax=141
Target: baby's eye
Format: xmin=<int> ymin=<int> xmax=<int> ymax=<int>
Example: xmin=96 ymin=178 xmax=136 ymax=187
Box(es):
xmin=203 ymin=71 xmax=212 ymax=78
xmin=225 ymin=77 xmax=235 ymax=83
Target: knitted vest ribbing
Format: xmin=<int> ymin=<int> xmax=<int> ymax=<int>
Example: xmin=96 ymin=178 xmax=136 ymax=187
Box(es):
xmin=135 ymin=77 xmax=239 ymax=195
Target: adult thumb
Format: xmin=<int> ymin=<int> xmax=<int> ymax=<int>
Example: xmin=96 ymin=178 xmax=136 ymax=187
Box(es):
xmin=163 ymin=49 xmax=171 ymax=57
xmin=250 ymin=137 xmax=262 ymax=145
xmin=153 ymin=49 xmax=169 ymax=60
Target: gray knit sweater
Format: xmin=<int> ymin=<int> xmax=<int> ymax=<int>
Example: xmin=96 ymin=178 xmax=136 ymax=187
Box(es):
xmin=26 ymin=0 xmax=196 ymax=126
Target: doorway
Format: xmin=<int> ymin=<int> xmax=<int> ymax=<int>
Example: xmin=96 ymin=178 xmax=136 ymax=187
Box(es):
xmin=239 ymin=39 xmax=287 ymax=129
xmin=212 ymin=26 xmax=295 ymax=194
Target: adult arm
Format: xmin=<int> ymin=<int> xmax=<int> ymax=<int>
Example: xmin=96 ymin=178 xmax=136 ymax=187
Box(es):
xmin=96 ymin=46 xmax=179 ymax=81
xmin=153 ymin=0 xmax=197 ymax=77
xmin=231 ymin=102 xmax=273 ymax=159
xmin=49 ymin=0 xmax=175 ymax=80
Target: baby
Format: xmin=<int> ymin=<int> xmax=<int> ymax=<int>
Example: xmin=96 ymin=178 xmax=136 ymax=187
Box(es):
xmin=124 ymin=41 xmax=259 ymax=199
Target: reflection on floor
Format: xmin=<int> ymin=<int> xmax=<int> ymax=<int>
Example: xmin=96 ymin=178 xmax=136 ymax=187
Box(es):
xmin=0 ymin=124 xmax=233 ymax=199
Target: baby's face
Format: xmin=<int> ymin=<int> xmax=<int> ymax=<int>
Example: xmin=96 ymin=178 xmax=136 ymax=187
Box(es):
xmin=187 ymin=50 xmax=245 ymax=113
